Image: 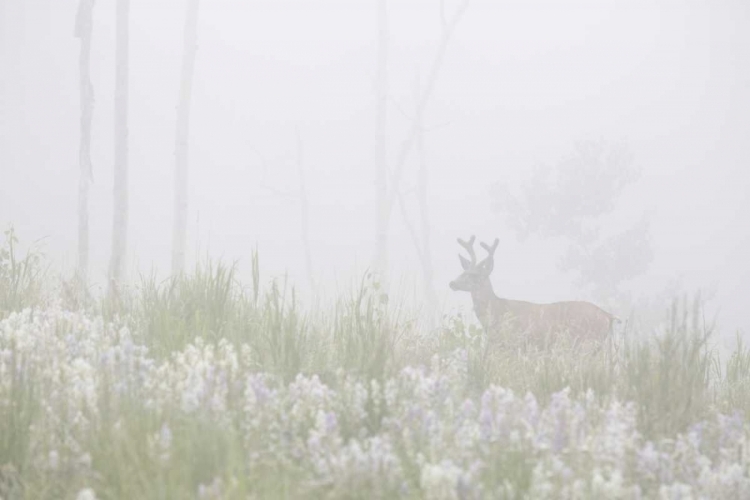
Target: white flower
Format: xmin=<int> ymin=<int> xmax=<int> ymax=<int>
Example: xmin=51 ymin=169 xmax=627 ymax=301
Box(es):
xmin=48 ymin=450 xmax=59 ymax=470
xmin=659 ymin=482 xmax=693 ymax=500
xmin=75 ymin=488 xmax=97 ymax=500
xmin=420 ymin=460 xmax=464 ymax=500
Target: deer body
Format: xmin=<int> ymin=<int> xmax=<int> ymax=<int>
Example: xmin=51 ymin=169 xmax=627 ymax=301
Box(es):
xmin=451 ymin=236 xmax=614 ymax=347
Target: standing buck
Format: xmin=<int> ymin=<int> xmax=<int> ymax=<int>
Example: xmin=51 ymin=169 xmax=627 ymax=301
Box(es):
xmin=449 ymin=236 xmax=616 ymax=348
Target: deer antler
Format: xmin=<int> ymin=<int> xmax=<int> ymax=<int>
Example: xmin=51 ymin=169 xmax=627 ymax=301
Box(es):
xmin=457 ymin=235 xmax=477 ymax=265
xmin=480 ymin=238 xmax=499 ymax=258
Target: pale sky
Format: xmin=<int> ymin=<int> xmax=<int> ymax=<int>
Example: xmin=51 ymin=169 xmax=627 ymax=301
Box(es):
xmin=1 ymin=0 xmax=749 ymax=339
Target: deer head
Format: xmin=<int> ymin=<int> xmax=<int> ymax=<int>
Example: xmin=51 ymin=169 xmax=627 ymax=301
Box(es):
xmin=449 ymin=235 xmax=499 ymax=292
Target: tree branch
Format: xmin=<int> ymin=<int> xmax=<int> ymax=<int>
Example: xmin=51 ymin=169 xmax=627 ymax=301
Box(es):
xmin=383 ymin=0 xmax=470 ymax=231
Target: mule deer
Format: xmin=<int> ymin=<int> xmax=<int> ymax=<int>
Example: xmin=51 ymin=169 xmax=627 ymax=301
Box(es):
xmin=449 ymin=236 xmax=616 ymax=348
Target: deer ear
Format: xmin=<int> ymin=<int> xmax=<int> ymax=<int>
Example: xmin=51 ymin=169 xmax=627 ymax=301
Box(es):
xmin=482 ymin=257 xmax=494 ymax=273
xmin=459 ymin=254 xmax=471 ymax=270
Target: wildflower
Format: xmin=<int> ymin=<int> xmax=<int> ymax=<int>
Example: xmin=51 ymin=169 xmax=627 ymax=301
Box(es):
xmin=75 ymin=488 xmax=97 ymax=500
xmin=48 ymin=450 xmax=59 ymax=470
xmin=421 ymin=460 xmax=465 ymax=500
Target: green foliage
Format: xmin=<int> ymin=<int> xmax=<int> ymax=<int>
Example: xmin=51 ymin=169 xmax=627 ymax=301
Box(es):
xmin=718 ymin=333 xmax=750 ymax=416
xmin=251 ymin=277 xmax=307 ymax=382
xmin=135 ymin=259 xmax=240 ymax=356
xmin=326 ymin=274 xmax=402 ymax=382
xmin=125 ymin=259 xmax=410 ymax=386
xmin=620 ymin=295 xmax=718 ymax=438
xmin=59 ymin=272 xmax=95 ymax=313
xmin=0 ymin=342 xmax=40 ymax=481
xmin=0 ymin=226 xmax=45 ymax=316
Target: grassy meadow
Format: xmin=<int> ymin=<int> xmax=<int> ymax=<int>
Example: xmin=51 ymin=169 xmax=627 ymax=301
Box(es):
xmin=1 ymin=228 xmax=749 ymax=499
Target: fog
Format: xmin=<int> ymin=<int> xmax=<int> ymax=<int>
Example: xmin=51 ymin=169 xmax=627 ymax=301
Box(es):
xmin=2 ymin=0 xmax=749 ymax=341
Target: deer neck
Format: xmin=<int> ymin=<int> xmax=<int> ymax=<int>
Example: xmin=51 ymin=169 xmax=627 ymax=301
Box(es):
xmin=471 ymin=280 xmax=505 ymax=328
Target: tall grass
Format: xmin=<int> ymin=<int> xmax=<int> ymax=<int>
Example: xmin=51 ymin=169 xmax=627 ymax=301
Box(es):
xmin=1 ymin=230 xmax=749 ymax=498
xmin=134 ymin=259 xmax=240 ymax=355
xmin=0 ymin=227 xmax=45 ymax=316
xmin=108 ymin=259 xmax=411 ymax=385
xmin=620 ymin=294 xmax=718 ymax=437
xmin=0 ymin=340 xmax=39 ymax=481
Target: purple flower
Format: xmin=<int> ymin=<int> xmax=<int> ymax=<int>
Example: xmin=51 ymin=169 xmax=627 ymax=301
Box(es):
xmin=325 ymin=411 xmax=338 ymax=433
xmin=479 ymin=407 xmax=493 ymax=442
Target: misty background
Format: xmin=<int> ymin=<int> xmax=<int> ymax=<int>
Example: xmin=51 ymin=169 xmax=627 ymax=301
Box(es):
xmin=1 ymin=0 xmax=748 ymax=342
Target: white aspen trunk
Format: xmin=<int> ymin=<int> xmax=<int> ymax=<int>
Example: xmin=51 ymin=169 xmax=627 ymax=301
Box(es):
xmin=172 ymin=0 xmax=200 ymax=276
xmin=74 ymin=0 xmax=95 ymax=282
xmin=109 ymin=0 xmax=129 ymax=294
xmin=374 ymin=0 xmax=388 ymax=279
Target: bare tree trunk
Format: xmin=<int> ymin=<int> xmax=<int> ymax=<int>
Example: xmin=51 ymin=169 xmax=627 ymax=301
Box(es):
xmin=74 ymin=0 xmax=95 ymax=282
xmin=373 ymin=0 xmax=388 ymax=278
xmin=374 ymin=0 xmax=469 ymax=287
xmin=172 ymin=0 xmax=200 ymax=276
xmin=296 ymin=128 xmax=314 ymax=294
xmin=109 ymin=0 xmax=129 ymax=295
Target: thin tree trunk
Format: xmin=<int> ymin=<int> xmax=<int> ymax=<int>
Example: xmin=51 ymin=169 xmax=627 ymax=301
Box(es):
xmin=109 ymin=0 xmax=129 ymax=295
xmin=373 ymin=0 xmax=388 ymax=278
xmin=74 ymin=0 xmax=95 ymax=281
xmin=296 ymin=128 xmax=314 ymax=294
xmin=388 ymin=1 xmax=468 ymax=326
xmin=383 ymin=0 xmax=469 ymax=233
xmin=172 ymin=0 xmax=200 ymax=276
